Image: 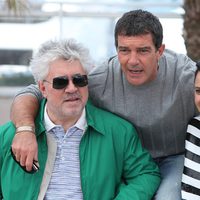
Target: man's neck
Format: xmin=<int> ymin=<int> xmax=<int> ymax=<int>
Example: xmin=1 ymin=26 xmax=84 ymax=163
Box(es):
xmin=44 ymin=105 xmax=85 ymax=132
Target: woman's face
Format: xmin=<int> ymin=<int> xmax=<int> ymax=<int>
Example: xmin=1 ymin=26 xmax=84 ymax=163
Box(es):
xmin=194 ymin=71 xmax=200 ymax=112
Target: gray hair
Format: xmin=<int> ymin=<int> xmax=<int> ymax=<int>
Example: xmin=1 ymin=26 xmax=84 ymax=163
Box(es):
xmin=30 ymin=38 xmax=94 ymax=83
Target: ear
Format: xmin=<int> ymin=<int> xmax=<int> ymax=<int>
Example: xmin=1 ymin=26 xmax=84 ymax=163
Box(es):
xmin=38 ymin=81 xmax=47 ymax=98
xmin=157 ymin=44 xmax=165 ymax=58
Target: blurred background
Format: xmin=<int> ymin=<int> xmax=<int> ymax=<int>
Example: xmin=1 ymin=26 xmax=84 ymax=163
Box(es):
xmin=0 ymin=0 xmax=199 ymax=124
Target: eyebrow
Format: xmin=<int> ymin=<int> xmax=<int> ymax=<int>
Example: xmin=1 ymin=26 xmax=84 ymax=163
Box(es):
xmin=117 ymin=46 xmax=152 ymax=50
xmin=117 ymin=46 xmax=128 ymax=49
xmin=138 ymin=46 xmax=151 ymax=49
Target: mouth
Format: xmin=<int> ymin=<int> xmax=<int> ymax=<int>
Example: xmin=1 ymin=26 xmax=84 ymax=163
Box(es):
xmin=129 ymin=69 xmax=143 ymax=73
xmin=64 ymin=97 xmax=80 ymax=102
xmin=128 ymin=68 xmax=144 ymax=76
xmin=64 ymin=93 xmax=81 ymax=102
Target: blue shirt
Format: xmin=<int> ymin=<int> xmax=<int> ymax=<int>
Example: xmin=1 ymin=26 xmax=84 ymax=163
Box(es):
xmin=44 ymin=106 xmax=87 ymax=200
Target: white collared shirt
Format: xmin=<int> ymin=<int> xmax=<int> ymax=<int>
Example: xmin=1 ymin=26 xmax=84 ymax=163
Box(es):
xmin=43 ymin=105 xmax=87 ymax=200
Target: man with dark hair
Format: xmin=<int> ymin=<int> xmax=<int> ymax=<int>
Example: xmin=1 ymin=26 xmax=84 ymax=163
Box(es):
xmin=10 ymin=10 xmax=197 ymax=200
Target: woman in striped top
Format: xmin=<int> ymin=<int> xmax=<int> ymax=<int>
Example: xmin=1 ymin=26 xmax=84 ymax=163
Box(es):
xmin=181 ymin=62 xmax=200 ymax=200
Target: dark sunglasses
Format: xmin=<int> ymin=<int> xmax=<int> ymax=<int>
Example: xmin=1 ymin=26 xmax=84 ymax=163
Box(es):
xmin=44 ymin=74 xmax=88 ymax=89
xmin=10 ymin=148 xmax=39 ymax=174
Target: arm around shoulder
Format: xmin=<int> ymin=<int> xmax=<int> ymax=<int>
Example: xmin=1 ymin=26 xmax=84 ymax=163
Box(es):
xmin=10 ymin=84 xmax=41 ymax=171
xmin=10 ymin=84 xmax=42 ymax=127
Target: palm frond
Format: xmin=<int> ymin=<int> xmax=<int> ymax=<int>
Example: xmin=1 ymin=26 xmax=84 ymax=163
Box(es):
xmin=5 ymin=0 xmax=28 ymax=14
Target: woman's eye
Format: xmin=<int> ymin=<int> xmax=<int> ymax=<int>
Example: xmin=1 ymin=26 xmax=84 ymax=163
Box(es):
xmin=195 ymin=89 xmax=200 ymax=94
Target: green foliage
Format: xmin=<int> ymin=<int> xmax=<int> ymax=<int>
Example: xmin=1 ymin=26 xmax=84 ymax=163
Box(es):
xmin=5 ymin=0 xmax=28 ymax=14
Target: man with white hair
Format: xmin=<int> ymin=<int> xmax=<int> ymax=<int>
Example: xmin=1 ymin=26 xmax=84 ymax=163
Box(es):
xmin=0 ymin=38 xmax=160 ymax=200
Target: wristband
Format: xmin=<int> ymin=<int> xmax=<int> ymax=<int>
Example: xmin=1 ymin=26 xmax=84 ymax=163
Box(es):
xmin=16 ymin=126 xmax=35 ymax=134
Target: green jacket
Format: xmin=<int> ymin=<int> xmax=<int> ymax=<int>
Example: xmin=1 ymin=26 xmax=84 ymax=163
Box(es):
xmin=0 ymin=100 xmax=160 ymax=200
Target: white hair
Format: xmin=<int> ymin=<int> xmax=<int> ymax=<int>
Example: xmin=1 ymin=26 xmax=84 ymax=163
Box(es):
xmin=30 ymin=38 xmax=94 ymax=83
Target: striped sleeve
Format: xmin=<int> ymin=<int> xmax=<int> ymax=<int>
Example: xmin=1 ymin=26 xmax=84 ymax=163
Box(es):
xmin=181 ymin=117 xmax=200 ymax=200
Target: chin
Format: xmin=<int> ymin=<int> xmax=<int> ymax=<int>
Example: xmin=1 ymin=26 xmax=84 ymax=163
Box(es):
xmin=127 ymin=79 xmax=145 ymax=86
xmin=64 ymin=107 xmax=83 ymax=117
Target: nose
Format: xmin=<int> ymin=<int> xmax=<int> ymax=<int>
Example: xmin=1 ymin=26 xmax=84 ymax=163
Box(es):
xmin=128 ymin=51 xmax=139 ymax=66
xmin=64 ymin=80 xmax=78 ymax=93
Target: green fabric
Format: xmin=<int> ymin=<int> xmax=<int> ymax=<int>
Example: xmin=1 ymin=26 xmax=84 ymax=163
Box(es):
xmin=0 ymin=99 xmax=160 ymax=200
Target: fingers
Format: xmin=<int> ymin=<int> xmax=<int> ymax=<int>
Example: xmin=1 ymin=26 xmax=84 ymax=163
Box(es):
xmin=11 ymin=132 xmax=39 ymax=172
xmin=25 ymin=151 xmax=39 ymax=171
xmin=19 ymin=154 xmax=27 ymax=167
xmin=25 ymin=153 xmax=35 ymax=171
xmin=33 ymin=151 xmax=39 ymax=168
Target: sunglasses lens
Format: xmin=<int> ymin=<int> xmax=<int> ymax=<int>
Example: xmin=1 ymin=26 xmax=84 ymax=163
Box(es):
xmin=73 ymin=74 xmax=88 ymax=87
xmin=52 ymin=75 xmax=88 ymax=89
xmin=53 ymin=77 xmax=68 ymax=89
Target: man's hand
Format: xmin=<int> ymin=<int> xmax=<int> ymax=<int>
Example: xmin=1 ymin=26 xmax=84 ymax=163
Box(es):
xmin=10 ymin=94 xmax=40 ymax=171
xmin=11 ymin=132 xmax=39 ymax=171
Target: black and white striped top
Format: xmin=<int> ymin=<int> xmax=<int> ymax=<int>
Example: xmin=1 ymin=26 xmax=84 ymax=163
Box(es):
xmin=182 ymin=116 xmax=200 ymax=200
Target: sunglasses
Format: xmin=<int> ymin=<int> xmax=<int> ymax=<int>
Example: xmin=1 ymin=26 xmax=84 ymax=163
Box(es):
xmin=10 ymin=148 xmax=39 ymax=174
xmin=44 ymin=74 xmax=88 ymax=89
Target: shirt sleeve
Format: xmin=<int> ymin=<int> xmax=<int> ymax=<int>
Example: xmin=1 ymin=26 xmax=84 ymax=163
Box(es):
xmin=181 ymin=117 xmax=200 ymax=199
xmin=14 ymin=84 xmax=43 ymax=102
xmin=114 ymin=126 xmax=161 ymax=200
